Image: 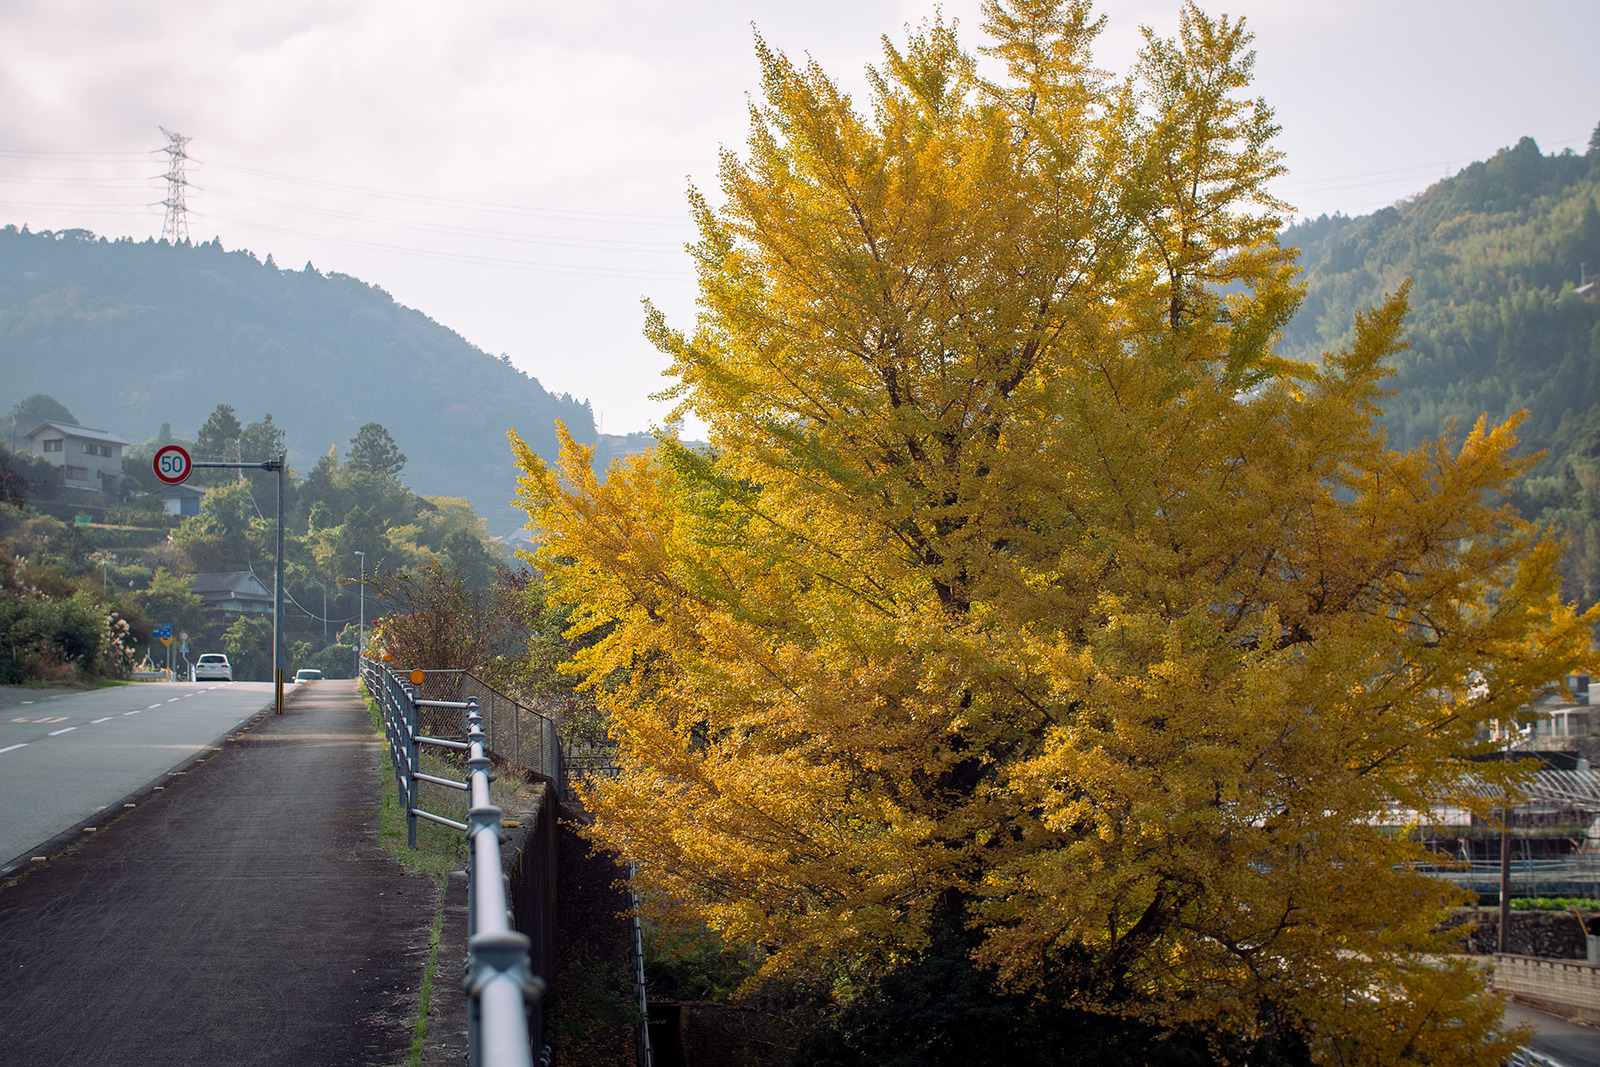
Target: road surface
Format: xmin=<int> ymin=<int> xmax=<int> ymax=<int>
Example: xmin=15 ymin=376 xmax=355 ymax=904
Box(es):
xmin=0 ymin=681 xmax=274 ymax=870
xmin=0 ymin=680 xmax=435 ymax=1067
xmin=1505 ymin=1002 xmax=1600 ymax=1066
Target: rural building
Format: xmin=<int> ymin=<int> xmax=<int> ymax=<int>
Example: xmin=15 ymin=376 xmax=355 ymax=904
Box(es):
xmin=188 ymin=571 xmax=274 ymax=621
xmin=159 ymin=483 xmax=206 ymax=517
xmin=22 ymin=420 xmax=127 ymax=494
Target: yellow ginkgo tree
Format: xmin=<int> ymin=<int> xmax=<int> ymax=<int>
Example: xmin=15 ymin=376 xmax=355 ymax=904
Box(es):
xmin=513 ymin=2 xmax=1592 ymax=1060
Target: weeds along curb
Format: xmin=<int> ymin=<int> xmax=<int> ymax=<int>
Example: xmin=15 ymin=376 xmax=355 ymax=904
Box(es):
xmin=410 ymin=877 xmax=446 ymax=1067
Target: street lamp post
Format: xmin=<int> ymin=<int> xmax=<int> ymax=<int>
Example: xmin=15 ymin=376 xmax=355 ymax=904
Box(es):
xmin=354 ymin=551 xmax=366 ymax=678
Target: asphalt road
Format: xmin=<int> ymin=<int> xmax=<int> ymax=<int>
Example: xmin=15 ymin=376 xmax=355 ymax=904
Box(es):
xmin=0 ymin=680 xmax=437 ymax=1067
xmin=1505 ymin=1002 xmax=1600 ymax=1066
xmin=0 ymin=681 xmax=275 ymax=871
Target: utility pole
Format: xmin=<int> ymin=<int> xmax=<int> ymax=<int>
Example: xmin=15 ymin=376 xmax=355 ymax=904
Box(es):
xmin=355 ymin=551 xmax=366 ymax=679
xmin=157 ymin=127 xmax=192 ymax=244
xmin=186 ymin=454 xmax=285 ymax=711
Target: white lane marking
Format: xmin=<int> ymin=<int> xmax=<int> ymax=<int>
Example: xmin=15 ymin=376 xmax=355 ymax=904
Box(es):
xmin=0 ymin=743 xmax=27 ymax=754
xmin=124 ymin=710 xmax=141 ymax=716
xmin=165 ymin=698 xmax=180 ymax=704
xmin=92 ymin=717 xmax=113 ymax=724
xmin=146 ymin=704 xmax=162 ymax=710
xmin=47 ymin=727 xmax=77 ymax=736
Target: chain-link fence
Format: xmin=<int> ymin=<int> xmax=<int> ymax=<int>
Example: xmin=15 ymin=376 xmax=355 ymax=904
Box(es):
xmin=395 ymin=668 xmax=562 ymax=789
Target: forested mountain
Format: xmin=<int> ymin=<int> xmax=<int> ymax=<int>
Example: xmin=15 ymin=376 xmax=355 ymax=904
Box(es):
xmin=1284 ymin=127 xmax=1600 ymax=607
xmin=0 ymin=227 xmax=596 ymax=534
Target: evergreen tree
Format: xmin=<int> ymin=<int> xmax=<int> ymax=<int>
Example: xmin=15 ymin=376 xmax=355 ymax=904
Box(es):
xmin=346 ymin=422 xmax=406 ymax=477
xmin=194 ymin=404 xmax=242 ymax=460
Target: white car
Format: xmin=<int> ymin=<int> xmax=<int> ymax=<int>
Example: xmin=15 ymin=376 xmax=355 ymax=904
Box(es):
xmin=192 ymin=654 xmax=233 ymax=682
xmin=294 ymin=668 xmax=322 ymax=683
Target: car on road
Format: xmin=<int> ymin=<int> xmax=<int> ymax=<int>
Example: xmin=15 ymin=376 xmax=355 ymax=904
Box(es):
xmin=192 ymin=654 xmax=233 ymax=682
xmin=293 ymin=668 xmax=322 ymax=683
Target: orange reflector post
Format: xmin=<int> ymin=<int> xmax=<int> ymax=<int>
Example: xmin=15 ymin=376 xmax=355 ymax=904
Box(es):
xmin=410 ymin=669 xmax=425 ymax=686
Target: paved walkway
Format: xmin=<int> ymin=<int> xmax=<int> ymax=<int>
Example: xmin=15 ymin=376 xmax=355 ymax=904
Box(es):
xmin=0 ymin=680 xmax=438 ymax=1067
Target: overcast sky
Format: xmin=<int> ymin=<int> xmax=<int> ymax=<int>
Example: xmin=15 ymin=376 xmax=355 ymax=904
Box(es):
xmin=1 ymin=0 xmax=1596 ymax=435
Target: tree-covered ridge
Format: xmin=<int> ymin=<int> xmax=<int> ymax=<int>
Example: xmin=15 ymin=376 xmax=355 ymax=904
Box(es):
xmin=1284 ymin=131 xmax=1600 ymax=451
xmin=0 ymin=226 xmax=596 ymax=534
xmin=1283 ymin=129 xmax=1600 ymax=607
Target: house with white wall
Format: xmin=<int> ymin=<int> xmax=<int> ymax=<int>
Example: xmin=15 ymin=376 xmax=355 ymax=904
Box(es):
xmin=22 ymin=420 xmax=127 ymax=495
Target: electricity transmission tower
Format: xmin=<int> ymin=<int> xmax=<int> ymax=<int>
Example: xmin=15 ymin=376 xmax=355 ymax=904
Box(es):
xmin=157 ymin=127 xmax=192 ymax=243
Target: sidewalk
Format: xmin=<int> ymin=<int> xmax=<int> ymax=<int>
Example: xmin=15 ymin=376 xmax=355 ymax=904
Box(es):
xmin=0 ymin=679 xmax=439 ymax=1067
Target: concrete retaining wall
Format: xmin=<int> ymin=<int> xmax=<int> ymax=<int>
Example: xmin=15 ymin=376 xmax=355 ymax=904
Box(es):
xmin=1494 ymin=955 xmax=1600 ymax=1026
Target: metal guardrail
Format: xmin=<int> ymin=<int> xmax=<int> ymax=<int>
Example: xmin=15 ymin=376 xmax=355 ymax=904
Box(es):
xmin=366 ymin=660 xmax=543 ymax=1067
xmin=400 ymin=670 xmax=563 ymax=790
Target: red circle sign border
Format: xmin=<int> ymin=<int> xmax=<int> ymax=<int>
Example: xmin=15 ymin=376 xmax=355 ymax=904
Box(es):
xmin=153 ymin=444 xmax=192 ymax=485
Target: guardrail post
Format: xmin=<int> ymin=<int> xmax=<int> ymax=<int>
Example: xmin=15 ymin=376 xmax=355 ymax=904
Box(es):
xmin=401 ymin=680 xmax=419 ymax=849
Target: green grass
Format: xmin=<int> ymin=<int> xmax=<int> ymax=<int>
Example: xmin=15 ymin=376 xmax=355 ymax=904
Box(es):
xmin=363 ymin=685 xmax=469 ymax=876
xmin=86 ymin=676 xmax=133 ymax=689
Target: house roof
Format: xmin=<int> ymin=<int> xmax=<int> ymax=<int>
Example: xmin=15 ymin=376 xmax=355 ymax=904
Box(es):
xmin=188 ymin=571 xmax=273 ymax=599
xmin=22 ymin=420 xmax=129 ymax=446
xmin=159 ymin=484 xmax=207 ymax=500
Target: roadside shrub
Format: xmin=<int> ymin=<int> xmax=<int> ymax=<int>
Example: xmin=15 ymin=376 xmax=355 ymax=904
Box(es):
xmin=1511 ymin=897 xmax=1600 ymax=911
xmin=0 ymin=588 xmax=108 ymax=683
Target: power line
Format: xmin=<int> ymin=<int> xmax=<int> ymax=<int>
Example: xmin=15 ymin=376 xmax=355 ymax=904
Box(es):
xmin=192 ymin=156 xmax=687 ymax=226
xmin=210 ymin=188 xmax=686 ymax=252
xmin=0 ymin=148 xmax=150 ymax=161
xmin=200 ymin=211 xmax=692 ymax=280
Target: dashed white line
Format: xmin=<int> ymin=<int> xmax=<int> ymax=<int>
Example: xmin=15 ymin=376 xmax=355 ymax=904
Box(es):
xmin=165 ymin=698 xmax=180 ymax=704
xmin=47 ymin=727 xmax=76 ymax=736
xmin=0 ymin=743 xmax=26 ymax=754
xmin=146 ymin=704 xmax=162 ymax=710
xmin=91 ymin=717 xmax=113 ymax=724
xmin=124 ymin=710 xmax=141 ymax=716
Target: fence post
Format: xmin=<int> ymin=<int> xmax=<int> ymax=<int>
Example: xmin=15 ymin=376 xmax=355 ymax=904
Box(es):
xmin=401 ymin=679 xmax=418 ymax=850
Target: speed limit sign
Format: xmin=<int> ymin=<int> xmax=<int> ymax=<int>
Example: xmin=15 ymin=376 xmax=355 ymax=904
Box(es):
xmin=153 ymin=444 xmax=192 ymax=485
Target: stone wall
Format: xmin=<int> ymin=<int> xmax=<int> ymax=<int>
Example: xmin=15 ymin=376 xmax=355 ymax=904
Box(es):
xmin=1445 ymin=908 xmax=1594 ymax=958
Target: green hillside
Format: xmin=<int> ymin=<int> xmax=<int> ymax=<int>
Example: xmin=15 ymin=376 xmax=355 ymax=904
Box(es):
xmin=1283 ymin=127 xmax=1600 ymax=607
xmin=0 ymin=227 xmax=596 ymax=534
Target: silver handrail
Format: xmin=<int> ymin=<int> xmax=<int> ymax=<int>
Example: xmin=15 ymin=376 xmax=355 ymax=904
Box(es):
xmin=365 ymin=660 xmax=544 ymax=1067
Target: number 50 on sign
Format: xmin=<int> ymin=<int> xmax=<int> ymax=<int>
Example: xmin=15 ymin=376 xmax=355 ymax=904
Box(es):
xmin=153 ymin=444 xmax=192 ymax=485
